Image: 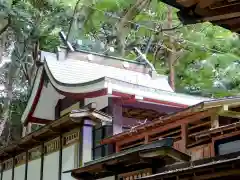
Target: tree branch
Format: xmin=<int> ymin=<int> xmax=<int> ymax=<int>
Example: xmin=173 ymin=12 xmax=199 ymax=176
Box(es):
xmin=0 ymin=22 xmax=9 ymax=36
xmin=0 ymin=15 xmax=11 ymax=37
xmin=66 ymin=0 xmax=81 ymax=42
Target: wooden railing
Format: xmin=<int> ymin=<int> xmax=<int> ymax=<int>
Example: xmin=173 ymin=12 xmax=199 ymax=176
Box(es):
xmin=118 ymin=168 xmax=152 ymax=180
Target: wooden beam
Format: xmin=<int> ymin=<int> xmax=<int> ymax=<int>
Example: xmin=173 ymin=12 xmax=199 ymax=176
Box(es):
xmin=49 ymin=127 xmax=60 ymax=133
xmin=193 ymin=169 xmax=240 ymax=180
xmin=212 ymin=130 xmax=240 ymax=141
xmin=197 ymin=0 xmax=221 ymax=8
xmin=117 ymin=110 xmax=214 ymax=147
xmin=233 ymin=26 xmax=240 ymax=32
xmin=181 ymin=124 xmax=188 ymax=153
xmin=194 ymin=122 xmax=240 ymax=139
xmin=31 ymin=136 xmax=42 ymax=143
xmin=220 ymin=110 xmax=240 ymax=118
xmin=176 ymin=0 xmax=198 ymax=7
xmin=217 ymin=104 xmax=240 ymax=118
xmin=188 ymin=121 xmax=211 ymax=130
xmin=139 ymin=148 xmax=190 ymax=162
xmin=202 ymin=12 xmax=240 ymax=22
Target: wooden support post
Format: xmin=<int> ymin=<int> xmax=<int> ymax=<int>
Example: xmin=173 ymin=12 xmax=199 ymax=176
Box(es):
xmin=0 ymin=162 xmax=3 ymax=180
xmin=181 ymin=124 xmax=188 ymax=153
xmin=116 ymin=143 xmax=120 ymax=153
xmin=78 ymin=127 xmax=82 ymax=167
xmin=58 ymin=134 xmax=63 ymax=180
xmin=22 ymin=126 xmax=27 ymax=137
xmin=211 ymin=139 xmax=215 ymax=157
xmin=24 ymin=151 xmax=28 ymax=180
xmin=211 ymin=114 xmax=219 ymax=129
xmin=144 ymin=134 xmax=149 ymax=144
xmin=27 ymin=123 xmax=32 ymax=134
xmin=40 ymin=143 xmax=44 ymax=180
xmin=11 ymin=156 xmax=15 ymax=180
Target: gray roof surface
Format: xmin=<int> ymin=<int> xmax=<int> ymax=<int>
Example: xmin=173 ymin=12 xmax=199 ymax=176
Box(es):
xmin=44 ymin=52 xmax=174 ymax=92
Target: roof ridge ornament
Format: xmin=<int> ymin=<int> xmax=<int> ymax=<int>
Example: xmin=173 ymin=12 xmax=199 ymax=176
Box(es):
xmin=133 ymin=47 xmax=157 ymax=79
xmin=59 ymin=31 xmax=75 ymax=52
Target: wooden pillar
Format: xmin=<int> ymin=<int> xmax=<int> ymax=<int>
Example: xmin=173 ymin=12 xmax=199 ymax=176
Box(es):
xmin=27 ymin=123 xmax=32 ymax=134
xmin=81 ymin=119 xmax=94 ymax=165
xmin=22 ymin=126 xmax=27 ymax=137
xmin=24 ymin=151 xmax=28 ymax=180
xmin=77 ymin=127 xmax=82 ymax=167
xmin=144 ymin=134 xmax=149 ymax=144
xmin=40 ymin=143 xmax=44 ymax=180
xmin=11 ymin=156 xmax=15 ymax=180
xmin=211 ymin=114 xmax=219 ymax=128
xmin=0 ymin=162 xmax=3 ymax=180
xmin=210 ymin=139 xmax=215 ymax=157
xmin=181 ymin=123 xmax=188 ymax=153
xmin=115 ymin=143 xmax=120 ymax=153
xmin=58 ymin=134 xmax=63 ymax=180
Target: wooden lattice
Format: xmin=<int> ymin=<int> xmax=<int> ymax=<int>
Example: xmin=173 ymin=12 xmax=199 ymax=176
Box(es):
xmin=3 ymin=159 xmax=13 ymax=171
xmin=122 ymin=107 xmax=166 ymax=120
xmin=118 ymin=168 xmax=152 ymax=180
xmin=44 ymin=137 xmax=60 ymax=155
xmin=63 ymin=130 xmax=80 ymax=146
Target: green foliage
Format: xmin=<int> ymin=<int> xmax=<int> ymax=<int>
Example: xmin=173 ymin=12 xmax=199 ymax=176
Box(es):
xmin=63 ymin=0 xmax=240 ymax=97
xmin=0 ymin=0 xmax=73 ymax=140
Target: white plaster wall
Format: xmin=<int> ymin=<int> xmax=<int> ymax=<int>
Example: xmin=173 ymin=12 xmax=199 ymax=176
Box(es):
xmin=14 ymin=165 xmax=25 ymax=180
xmin=112 ymin=103 xmax=123 ymax=135
xmin=33 ymin=83 xmax=64 ymax=120
xmin=82 ymin=125 xmax=93 ymax=164
xmin=28 ymin=158 xmax=41 ymax=180
xmin=2 ymin=169 xmax=12 ymax=180
xmin=62 ymin=145 xmax=75 ymax=180
xmin=84 ymin=95 xmax=108 ymax=110
xmin=43 ymin=151 xmax=59 ymax=180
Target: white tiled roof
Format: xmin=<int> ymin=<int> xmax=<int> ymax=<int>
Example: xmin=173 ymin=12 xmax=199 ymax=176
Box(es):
xmin=42 ymin=52 xmax=211 ymax=106
xmin=45 ymin=55 xmax=174 ymax=92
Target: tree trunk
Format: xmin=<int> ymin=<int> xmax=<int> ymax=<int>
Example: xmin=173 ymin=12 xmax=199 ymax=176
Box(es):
xmin=167 ymin=6 xmax=175 ymax=91
xmin=67 ymin=0 xmax=95 ymax=43
xmin=116 ymin=0 xmax=151 ymax=56
xmin=0 ymin=64 xmax=14 ymax=142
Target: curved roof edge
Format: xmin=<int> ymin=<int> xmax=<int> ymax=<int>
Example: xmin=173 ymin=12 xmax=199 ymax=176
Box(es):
xmin=21 ymin=66 xmax=44 ymax=124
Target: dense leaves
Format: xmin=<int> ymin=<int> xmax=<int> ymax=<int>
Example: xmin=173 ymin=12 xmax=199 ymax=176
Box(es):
xmin=0 ymin=0 xmax=72 ymax=142
xmin=65 ymin=0 xmax=240 ymax=97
